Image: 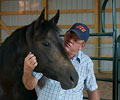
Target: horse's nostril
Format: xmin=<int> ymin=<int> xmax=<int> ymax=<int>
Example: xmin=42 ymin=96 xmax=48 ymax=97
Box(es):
xmin=70 ymin=76 xmax=74 ymax=82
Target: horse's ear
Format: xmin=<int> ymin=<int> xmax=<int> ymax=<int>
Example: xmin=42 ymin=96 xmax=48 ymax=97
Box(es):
xmin=34 ymin=8 xmax=45 ymax=31
xmin=49 ymin=10 xmax=60 ymax=24
xmin=39 ymin=9 xmax=45 ymax=22
xmin=36 ymin=9 xmax=45 ymax=24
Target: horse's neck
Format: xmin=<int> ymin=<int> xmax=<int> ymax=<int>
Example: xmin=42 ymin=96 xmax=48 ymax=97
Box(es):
xmin=0 ymin=27 xmax=28 ymax=67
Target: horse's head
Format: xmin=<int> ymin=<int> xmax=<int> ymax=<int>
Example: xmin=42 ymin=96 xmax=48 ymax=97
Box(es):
xmin=26 ymin=9 xmax=78 ymax=89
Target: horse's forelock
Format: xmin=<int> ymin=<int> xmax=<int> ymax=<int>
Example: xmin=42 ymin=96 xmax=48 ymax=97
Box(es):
xmin=34 ymin=20 xmax=60 ymax=39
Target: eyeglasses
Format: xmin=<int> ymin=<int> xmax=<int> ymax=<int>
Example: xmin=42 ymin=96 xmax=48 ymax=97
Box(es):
xmin=74 ymin=40 xmax=84 ymax=45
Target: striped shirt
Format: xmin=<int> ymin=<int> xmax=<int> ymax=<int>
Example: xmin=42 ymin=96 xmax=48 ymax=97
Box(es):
xmin=33 ymin=50 xmax=98 ymax=100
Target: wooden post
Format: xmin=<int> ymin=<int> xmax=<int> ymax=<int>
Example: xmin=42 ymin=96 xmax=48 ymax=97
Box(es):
xmin=0 ymin=1 xmax=1 ymax=43
xmin=42 ymin=0 xmax=48 ymax=20
xmin=0 ymin=20 xmax=12 ymax=35
xmin=94 ymin=0 xmax=100 ymax=73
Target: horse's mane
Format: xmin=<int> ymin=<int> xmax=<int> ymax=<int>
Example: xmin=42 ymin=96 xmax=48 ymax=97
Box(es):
xmin=0 ymin=26 xmax=27 ymax=50
xmin=0 ymin=25 xmax=28 ymax=69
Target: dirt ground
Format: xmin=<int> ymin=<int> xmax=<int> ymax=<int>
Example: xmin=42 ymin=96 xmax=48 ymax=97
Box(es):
xmin=83 ymin=73 xmax=112 ymax=100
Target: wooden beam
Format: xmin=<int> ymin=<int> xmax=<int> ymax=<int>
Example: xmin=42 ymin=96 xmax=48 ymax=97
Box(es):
xmin=48 ymin=9 xmax=94 ymax=14
xmin=42 ymin=0 xmax=48 ymax=19
xmin=89 ymin=55 xmax=112 ymax=57
xmin=0 ymin=11 xmax=42 ymax=15
xmin=105 ymin=24 xmax=120 ymax=28
xmin=0 ymin=1 xmax=1 ymax=41
xmin=0 ymin=9 xmax=94 ymax=15
xmin=94 ymin=0 xmax=100 ymax=73
xmin=58 ymin=24 xmax=94 ymax=29
xmin=0 ymin=20 xmax=12 ymax=35
xmin=100 ymin=40 xmax=112 ymax=44
xmin=0 ymin=8 xmax=120 ymax=15
xmin=59 ymin=24 xmax=120 ymax=29
xmin=87 ymin=40 xmax=95 ymax=44
xmin=105 ymin=8 xmax=120 ymax=12
xmin=1 ymin=24 xmax=120 ymax=30
xmin=88 ymin=40 xmax=112 ymax=44
xmin=3 ymin=26 xmax=22 ymax=29
xmin=0 ymin=24 xmax=94 ymax=30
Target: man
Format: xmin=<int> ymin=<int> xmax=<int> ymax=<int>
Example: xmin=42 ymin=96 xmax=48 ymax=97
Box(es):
xmin=22 ymin=23 xmax=100 ymax=100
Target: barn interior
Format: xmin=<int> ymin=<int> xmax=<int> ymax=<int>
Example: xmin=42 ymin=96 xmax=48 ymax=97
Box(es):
xmin=0 ymin=0 xmax=120 ymax=100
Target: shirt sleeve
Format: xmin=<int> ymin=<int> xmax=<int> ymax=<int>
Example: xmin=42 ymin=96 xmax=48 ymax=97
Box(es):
xmin=32 ymin=71 xmax=43 ymax=80
xmin=84 ymin=61 xmax=98 ymax=91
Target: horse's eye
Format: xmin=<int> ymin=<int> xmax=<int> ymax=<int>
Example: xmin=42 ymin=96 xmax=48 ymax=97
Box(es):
xmin=42 ymin=42 xmax=50 ymax=46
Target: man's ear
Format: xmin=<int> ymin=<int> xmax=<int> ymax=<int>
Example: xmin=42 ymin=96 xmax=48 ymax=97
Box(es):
xmin=79 ymin=43 xmax=85 ymax=50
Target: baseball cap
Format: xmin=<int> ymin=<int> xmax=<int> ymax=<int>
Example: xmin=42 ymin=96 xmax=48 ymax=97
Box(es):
xmin=68 ymin=23 xmax=89 ymax=43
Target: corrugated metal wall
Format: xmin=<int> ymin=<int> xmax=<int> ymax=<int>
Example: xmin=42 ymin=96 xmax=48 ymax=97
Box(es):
xmin=0 ymin=0 xmax=120 ymax=73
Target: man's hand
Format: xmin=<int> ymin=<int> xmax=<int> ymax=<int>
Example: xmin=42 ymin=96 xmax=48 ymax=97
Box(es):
xmin=22 ymin=52 xmax=38 ymax=90
xmin=24 ymin=52 xmax=38 ymax=72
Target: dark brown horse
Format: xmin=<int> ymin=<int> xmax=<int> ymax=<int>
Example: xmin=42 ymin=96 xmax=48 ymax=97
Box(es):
xmin=0 ymin=9 xmax=78 ymax=100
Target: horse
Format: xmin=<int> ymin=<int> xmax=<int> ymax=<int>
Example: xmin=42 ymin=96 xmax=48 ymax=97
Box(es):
xmin=0 ymin=9 xmax=78 ymax=100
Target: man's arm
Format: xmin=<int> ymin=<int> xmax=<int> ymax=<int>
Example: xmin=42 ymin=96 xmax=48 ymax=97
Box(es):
xmin=22 ymin=52 xmax=38 ymax=90
xmin=87 ymin=89 xmax=100 ymax=100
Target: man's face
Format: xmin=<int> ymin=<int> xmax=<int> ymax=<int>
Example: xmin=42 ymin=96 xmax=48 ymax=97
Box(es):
xmin=64 ymin=31 xmax=85 ymax=57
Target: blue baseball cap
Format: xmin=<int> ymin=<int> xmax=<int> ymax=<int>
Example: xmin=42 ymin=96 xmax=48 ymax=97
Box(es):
xmin=68 ymin=23 xmax=89 ymax=43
